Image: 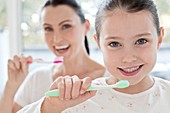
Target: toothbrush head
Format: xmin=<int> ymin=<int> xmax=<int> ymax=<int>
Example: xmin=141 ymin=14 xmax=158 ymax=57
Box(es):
xmin=114 ymin=80 xmax=130 ymax=88
xmin=53 ymin=60 xmax=63 ymax=63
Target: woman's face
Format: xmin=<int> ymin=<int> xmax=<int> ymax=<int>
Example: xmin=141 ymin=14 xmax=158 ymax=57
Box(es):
xmin=97 ymin=9 xmax=163 ymax=85
xmin=41 ymin=5 xmax=88 ymax=58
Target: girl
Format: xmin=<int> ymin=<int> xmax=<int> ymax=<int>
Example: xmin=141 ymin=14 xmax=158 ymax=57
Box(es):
xmin=17 ymin=0 xmax=170 ymax=113
xmin=3 ymin=0 xmax=106 ymax=113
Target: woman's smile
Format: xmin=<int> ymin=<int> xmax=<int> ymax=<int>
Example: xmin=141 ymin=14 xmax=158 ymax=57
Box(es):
xmin=53 ymin=44 xmax=71 ymax=54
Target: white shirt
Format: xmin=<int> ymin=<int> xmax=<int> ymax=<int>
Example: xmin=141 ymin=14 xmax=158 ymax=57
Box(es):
xmin=14 ymin=65 xmax=54 ymax=107
xmin=17 ymin=76 xmax=170 ymax=113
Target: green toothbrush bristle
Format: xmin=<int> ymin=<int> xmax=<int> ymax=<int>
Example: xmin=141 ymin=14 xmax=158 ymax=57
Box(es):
xmin=115 ymin=80 xmax=130 ymax=88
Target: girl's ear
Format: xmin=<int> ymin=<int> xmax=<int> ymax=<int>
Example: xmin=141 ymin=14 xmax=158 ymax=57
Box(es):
xmin=84 ymin=19 xmax=90 ymax=35
xmin=93 ymin=34 xmax=100 ymax=48
xmin=157 ymin=27 xmax=164 ymax=49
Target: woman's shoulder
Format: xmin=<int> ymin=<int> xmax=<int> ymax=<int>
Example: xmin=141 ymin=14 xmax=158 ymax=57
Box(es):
xmin=25 ymin=65 xmax=56 ymax=83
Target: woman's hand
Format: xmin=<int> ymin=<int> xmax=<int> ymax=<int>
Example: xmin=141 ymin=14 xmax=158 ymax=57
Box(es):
xmin=7 ymin=54 xmax=32 ymax=91
xmin=41 ymin=75 xmax=96 ymax=113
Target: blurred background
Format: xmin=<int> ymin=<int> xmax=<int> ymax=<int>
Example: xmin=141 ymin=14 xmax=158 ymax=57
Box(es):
xmin=0 ymin=0 xmax=170 ymax=96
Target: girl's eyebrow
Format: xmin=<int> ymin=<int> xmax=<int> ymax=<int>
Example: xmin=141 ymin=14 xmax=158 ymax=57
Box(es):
xmin=104 ymin=36 xmax=121 ymax=40
xmin=134 ymin=33 xmax=151 ymax=38
xmin=104 ymin=33 xmax=151 ymax=40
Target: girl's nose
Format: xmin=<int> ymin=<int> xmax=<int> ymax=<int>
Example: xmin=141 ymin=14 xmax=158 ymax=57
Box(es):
xmin=122 ymin=52 xmax=137 ymax=63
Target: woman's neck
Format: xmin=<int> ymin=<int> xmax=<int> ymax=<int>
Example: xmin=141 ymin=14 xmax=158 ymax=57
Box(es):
xmin=52 ymin=52 xmax=104 ymax=80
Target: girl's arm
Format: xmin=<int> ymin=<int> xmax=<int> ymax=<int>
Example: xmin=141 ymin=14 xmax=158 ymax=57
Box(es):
xmin=41 ymin=76 xmax=96 ymax=113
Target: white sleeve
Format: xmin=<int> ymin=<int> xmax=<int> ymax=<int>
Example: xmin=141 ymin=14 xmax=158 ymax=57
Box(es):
xmin=14 ymin=70 xmax=38 ymax=107
xmin=16 ymin=97 xmax=71 ymax=113
xmin=17 ymin=97 xmax=45 ymax=113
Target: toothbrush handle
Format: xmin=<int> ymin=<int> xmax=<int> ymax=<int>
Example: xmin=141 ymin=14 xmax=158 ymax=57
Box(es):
xmin=45 ymin=89 xmax=59 ymax=96
xmin=45 ymin=86 xmax=96 ymax=97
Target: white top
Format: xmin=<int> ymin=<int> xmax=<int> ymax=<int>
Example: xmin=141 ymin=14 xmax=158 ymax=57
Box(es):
xmin=14 ymin=65 xmax=54 ymax=107
xmin=15 ymin=65 xmax=109 ymax=107
xmin=17 ymin=76 xmax=170 ymax=113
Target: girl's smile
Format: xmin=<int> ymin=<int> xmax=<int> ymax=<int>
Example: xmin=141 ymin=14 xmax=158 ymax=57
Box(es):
xmin=118 ymin=65 xmax=144 ymax=76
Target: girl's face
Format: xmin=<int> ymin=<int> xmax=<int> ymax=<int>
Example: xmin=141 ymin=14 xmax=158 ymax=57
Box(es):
xmin=97 ymin=9 xmax=163 ymax=85
xmin=41 ymin=5 xmax=89 ymax=58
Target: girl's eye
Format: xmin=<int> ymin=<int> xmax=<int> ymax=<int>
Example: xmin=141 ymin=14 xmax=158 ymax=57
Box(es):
xmin=108 ymin=42 xmax=121 ymax=47
xmin=61 ymin=24 xmax=72 ymax=30
xmin=44 ymin=27 xmax=53 ymax=32
xmin=135 ymin=38 xmax=148 ymax=45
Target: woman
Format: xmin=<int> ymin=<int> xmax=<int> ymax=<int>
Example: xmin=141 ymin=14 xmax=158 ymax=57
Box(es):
xmin=11 ymin=0 xmax=106 ymax=112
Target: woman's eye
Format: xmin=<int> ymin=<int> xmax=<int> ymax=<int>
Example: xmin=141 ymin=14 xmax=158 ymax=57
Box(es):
xmin=61 ymin=24 xmax=72 ymax=30
xmin=108 ymin=42 xmax=121 ymax=47
xmin=135 ymin=38 xmax=148 ymax=45
xmin=44 ymin=27 xmax=53 ymax=32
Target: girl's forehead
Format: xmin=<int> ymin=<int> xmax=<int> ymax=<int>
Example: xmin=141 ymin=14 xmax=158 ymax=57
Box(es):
xmin=100 ymin=9 xmax=157 ymax=38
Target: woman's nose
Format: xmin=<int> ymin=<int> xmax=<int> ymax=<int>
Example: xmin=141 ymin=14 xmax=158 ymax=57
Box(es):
xmin=52 ymin=32 xmax=62 ymax=43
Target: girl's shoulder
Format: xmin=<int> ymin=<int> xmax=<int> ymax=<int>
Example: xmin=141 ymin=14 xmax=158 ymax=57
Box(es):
xmin=154 ymin=76 xmax=170 ymax=91
xmin=154 ymin=77 xmax=170 ymax=85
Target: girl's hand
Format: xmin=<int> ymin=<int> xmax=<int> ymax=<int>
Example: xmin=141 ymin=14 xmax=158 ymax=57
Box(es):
xmin=7 ymin=54 xmax=32 ymax=90
xmin=42 ymin=75 xmax=96 ymax=113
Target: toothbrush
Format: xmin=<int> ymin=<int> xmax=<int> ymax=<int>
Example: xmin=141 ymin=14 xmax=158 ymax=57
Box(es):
xmin=45 ymin=80 xmax=130 ymax=97
xmin=27 ymin=58 xmax=63 ymax=64
xmin=33 ymin=58 xmax=63 ymax=64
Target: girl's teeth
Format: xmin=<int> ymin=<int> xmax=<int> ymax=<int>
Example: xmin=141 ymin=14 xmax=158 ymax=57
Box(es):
xmin=122 ymin=66 xmax=139 ymax=73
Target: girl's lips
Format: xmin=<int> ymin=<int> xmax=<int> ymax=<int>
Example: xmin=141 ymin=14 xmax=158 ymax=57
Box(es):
xmin=118 ymin=65 xmax=143 ymax=77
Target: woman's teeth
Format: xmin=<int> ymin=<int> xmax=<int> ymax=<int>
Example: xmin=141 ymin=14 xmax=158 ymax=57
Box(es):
xmin=54 ymin=45 xmax=70 ymax=50
xmin=121 ymin=66 xmax=140 ymax=73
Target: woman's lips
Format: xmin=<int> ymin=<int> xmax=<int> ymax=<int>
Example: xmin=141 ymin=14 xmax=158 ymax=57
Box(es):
xmin=118 ymin=65 xmax=143 ymax=76
xmin=54 ymin=45 xmax=70 ymax=54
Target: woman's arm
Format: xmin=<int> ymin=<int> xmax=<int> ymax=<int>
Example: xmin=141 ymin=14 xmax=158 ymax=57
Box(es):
xmin=0 ymin=55 xmax=32 ymax=113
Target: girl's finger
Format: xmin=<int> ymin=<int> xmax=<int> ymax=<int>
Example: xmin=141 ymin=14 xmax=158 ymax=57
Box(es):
xmin=71 ymin=75 xmax=81 ymax=99
xmin=64 ymin=76 xmax=72 ymax=100
xmin=58 ymin=78 xmax=65 ymax=100
xmin=50 ymin=76 xmax=63 ymax=90
xmin=80 ymin=77 xmax=92 ymax=94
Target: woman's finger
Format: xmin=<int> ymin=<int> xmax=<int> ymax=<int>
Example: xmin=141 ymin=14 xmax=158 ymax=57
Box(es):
xmin=8 ymin=59 xmax=16 ymax=71
xmin=13 ymin=55 xmax=20 ymax=70
xmin=21 ymin=56 xmax=32 ymax=74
